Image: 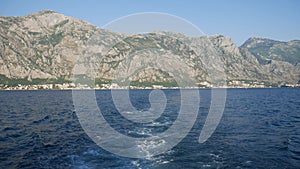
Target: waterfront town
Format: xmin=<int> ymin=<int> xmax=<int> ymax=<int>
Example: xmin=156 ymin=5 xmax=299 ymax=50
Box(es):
xmin=1 ymin=80 xmax=299 ymax=90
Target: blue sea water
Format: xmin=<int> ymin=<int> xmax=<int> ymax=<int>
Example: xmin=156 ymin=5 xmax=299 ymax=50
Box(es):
xmin=0 ymin=88 xmax=300 ymax=168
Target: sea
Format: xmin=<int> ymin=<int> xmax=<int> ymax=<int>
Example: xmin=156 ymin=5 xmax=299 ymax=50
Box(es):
xmin=0 ymin=88 xmax=300 ymax=168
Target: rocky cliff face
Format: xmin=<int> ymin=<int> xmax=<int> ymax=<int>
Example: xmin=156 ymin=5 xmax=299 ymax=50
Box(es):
xmin=240 ymin=37 xmax=300 ymax=84
xmin=0 ymin=10 xmax=96 ymax=80
xmin=0 ymin=10 xmax=299 ymax=87
xmin=241 ymin=37 xmax=300 ymax=64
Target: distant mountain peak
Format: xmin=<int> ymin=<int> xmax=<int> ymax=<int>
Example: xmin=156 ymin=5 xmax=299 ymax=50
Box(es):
xmin=32 ymin=10 xmax=58 ymax=15
xmin=241 ymin=36 xmax=300 ymax=65
xmin=210 ymin=34 xmax=225 ymax=38
xmin=241 ymin=37 xmax=278 ymax=48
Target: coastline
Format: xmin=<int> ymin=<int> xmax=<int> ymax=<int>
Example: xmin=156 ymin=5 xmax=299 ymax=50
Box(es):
xmin=1 ymin=86 xmax=299 ymax=91
xmin=2 ymin=80 xmax=299 ymax=91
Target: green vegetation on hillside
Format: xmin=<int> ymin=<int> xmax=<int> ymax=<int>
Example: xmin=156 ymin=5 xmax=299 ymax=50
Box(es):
xmin=0 ymin=75 xmax=70 ymax=87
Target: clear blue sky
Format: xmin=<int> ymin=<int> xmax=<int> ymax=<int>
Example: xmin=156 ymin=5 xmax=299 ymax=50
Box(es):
xmin=1 ymin=0 xmax=299 ymax=45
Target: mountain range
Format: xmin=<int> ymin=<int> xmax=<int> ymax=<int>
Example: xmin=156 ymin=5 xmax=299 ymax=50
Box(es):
xmin=0 ymin=10 xmax=299 ymax=88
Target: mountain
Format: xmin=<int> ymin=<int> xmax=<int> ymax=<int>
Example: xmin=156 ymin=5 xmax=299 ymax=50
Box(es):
xmin=241 ymin=37 xmax=300 ymax=64
xmin=240 ymin=37 xmax=300 ymax=84
xmin=0 ymin=10 xmax=299 ymax=88
xmin=0 ymin=10 xmax=122 ymax=86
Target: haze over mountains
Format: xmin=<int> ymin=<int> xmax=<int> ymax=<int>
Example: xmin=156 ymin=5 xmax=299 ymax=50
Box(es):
xmin=0 ymin=10 xmax=299 ymax=88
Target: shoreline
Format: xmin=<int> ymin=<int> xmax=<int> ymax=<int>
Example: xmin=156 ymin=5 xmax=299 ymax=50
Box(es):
xmin=1 ymin=86 xmax=299 ymax=91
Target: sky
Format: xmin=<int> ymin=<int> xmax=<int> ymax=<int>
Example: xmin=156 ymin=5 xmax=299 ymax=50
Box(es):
xmin=0 ymin=0 xmax=299 ymax=45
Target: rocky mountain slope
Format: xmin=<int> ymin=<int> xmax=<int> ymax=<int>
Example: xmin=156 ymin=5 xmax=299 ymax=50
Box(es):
xmin=241 ymin=37 xmax=300 ymax=64
xmin=0 ymin=10 xmax=299 ymax=88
